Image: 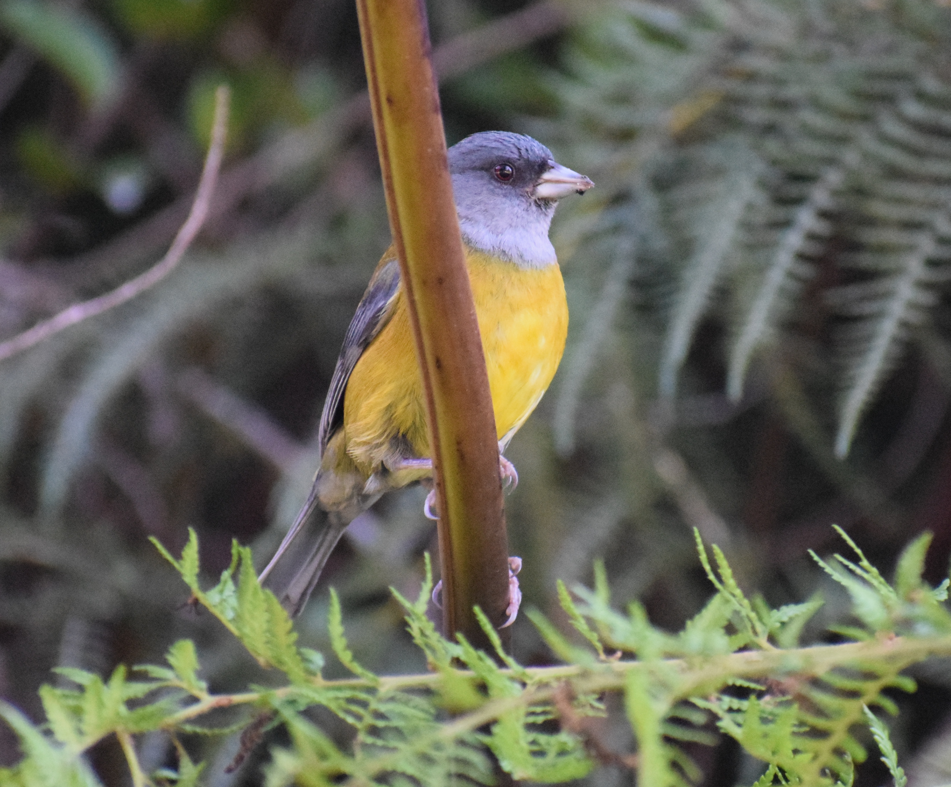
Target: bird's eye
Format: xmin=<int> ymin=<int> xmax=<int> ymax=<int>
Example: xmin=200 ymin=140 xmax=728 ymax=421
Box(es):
xmin=493 ymin=163 xmax=515 ymax=182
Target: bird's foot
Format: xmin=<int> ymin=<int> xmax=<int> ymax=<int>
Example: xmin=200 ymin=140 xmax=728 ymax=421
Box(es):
xmin=499 ymin=455 xmax=518 ymax=492
xmin=424 ymin=488 xmax=439 ymax=521
xmin=431 ymin=556 xmax=523 ymax=628
xmin=421 ymin=455 xmax=517 ymax=521
xmin=501 ymin=556 xmax=522 ymax=628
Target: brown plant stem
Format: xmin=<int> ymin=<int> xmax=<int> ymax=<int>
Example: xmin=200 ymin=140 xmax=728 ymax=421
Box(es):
xmin=355 ymin=0 xmax=511 ymax=643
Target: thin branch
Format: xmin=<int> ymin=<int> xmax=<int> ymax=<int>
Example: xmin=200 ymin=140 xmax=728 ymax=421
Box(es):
xmin=95 ymin=437 xmax=170 ymax=539
xmin=0 ymin=46 xmax=35 ymax=115
xmin=176 ymin=366 xmax=305 ymax=473
xmin=0 ymin=85 xmax=230 ymax=363
xmin=431 ymin=0 xmax=570 ymax=80
xmin=116 ymin=729 xmax=148 ymax=787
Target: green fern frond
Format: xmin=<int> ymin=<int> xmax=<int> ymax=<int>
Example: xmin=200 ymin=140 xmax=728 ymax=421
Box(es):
xmin=328 ymin=588 xmax=377 ymax=684
xmin=727 ymin=151 xmax=849 ymax=399
xmin=10 ymin=528 xmax=951 ymax=785
xmin=526 ymin=605 xmax=602 ymax=665
xmin=152 ymin=639 xmax=207 ymax=696
xmin=626 ymin=667 xmax=696 ymax=787
xmin=695 ymin=529 xmax=771 ymax=647
xmin=164 ymin=739 xmax=205 ymax=787
xmin=830 ymin=216 xmax=946 ymax=456
xmin=152 ymin=529 xmax=311 ymax=680
xmin=558 ymin=0 xmax=951 ymax=455
xmin=660 ymin=140 xmax=765 ymax=396
xmin=391 ymin=554 xmax=461 ymax=671
xmin=0 ymin=702 xmax=102 ymax=787
xmin=557 ymin=578 xmax=608 ymax=660
xmin=687 ymin=525 xmax=951 ymax=786
xmin=863 ymin=706 xmax=907 ymax=787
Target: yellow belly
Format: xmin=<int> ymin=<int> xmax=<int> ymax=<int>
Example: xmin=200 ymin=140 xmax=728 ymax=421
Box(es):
xmin=341 ymin=250 xmax=568 ymax=475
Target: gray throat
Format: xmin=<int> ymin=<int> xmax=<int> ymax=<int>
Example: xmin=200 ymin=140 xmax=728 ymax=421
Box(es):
xmin=457 ymin=201 xmax=558 ymax=268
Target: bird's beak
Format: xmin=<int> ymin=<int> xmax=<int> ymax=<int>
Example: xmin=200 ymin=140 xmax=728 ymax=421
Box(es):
xmin=533 ymin=161 xmax=594 ymax=200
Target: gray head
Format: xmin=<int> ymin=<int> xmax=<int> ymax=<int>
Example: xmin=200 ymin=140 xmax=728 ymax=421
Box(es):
xmin=447 ymin=131 xmax=592 ymax=267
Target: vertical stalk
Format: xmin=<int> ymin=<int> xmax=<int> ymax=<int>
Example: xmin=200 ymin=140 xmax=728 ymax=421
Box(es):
xmin=355 ymin=0 xmax=511 ymax=645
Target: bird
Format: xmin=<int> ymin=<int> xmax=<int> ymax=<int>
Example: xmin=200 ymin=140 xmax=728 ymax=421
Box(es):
xmin=259 ymin=131 xmax=593 ymax=617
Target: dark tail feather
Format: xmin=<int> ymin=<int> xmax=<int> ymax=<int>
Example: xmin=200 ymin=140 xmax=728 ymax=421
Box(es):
xmin=276 ymin=512 xmax=349 ymax=617
xmin=258 ymin=485 xmax=351 ymax=617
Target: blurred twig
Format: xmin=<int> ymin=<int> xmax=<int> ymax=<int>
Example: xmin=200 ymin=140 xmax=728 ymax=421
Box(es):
xmin=95 ymin=437 xmax=170 ymax=539
xmin=0 ymin=46 xmax=34 ymax=115
xmin=0 ymin=85 xmax=231 ymax=362
xmin=651 ymin=444 xmax=732 ymax=547
xmin=432 ymin=0 xmax=572 ymax=79
xmin=176 ymin=366 xmax=305 ymax=474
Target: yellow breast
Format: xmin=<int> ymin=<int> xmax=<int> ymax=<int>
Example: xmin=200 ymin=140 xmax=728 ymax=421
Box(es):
xmin=468 ymin=251 xmax=568 ymax=448
xmin=342 ymin=249 xmax=568 ymax=474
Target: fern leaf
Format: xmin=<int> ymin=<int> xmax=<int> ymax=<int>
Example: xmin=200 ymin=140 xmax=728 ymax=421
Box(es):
xmin=235 ymin=545 xmax=270 ymax=653
xmin=149 ymin=528 xmax=200 ymax=590
xmin=263 ymin=592 xmax=307 ymax=683
xmin=660 ymin=141 xmax=763 ymax=397
xmin=557 ymin=579 xmax=607 ymax=660
xmin=327 ymin=589 xmax=377 ymax=683
xmin=473 ymin=606 xmax=528 ymax=677
xmin=863 ymin=707 xmax=907 ymax=787
xmin=833 ymin=223 xmax=941 ymax=456
xmin=695 ymin=531 xmax=768 ymax=645
xmin=166 ymin=739 xmax=206 ymax=787
xmin=625 ymin=668 xmax=690 ymax=787
xmin=768 ymin=597 xmax=825 ymax=649
xmin=728 ymin=151 xmax=851 ymax=399
xmin=0 ymin=702 xmax=101 ymax=787
xmin=391 ymin=554 xmax=459 ymax=670
xmin=893 ymin=531 xmax=932 ymax=600
xmin=526 ymin=607 xmax=597 ymax=664
xmin=750 ymin=763 xmax=785 ymax=787
xmin=38 ymin=685 xmax=84 ymax=750
xmin=77 ymin=673 xmax=109 ymax=743
xmin=680 ymin=593 xmax=735 ymax=655
xmin=165 ymin=639 xmax=206 ymax=695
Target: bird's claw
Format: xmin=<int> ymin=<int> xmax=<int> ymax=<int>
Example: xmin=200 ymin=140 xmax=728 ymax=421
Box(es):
xmin=430 ymin=556 xmax=522 ymax=628
xmin=424 ymin=489 xmax=439 ymax=520
xmin=421 ymin=456 xmax=517 ymax=520
xmin=501 ymin=556 xmax=522 ymax=628
xmin=499 ymin=456 xmax=518 ymax=492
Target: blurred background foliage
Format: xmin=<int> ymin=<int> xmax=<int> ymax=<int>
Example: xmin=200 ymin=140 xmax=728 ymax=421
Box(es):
xmin=3 ymin=0 xmax=951 ymax=784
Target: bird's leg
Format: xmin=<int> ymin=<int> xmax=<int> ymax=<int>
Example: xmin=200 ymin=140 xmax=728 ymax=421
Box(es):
xmin=422 ymin=452 xmax=518 ymax=520
xmin=389 ymin=457 xmax=433 ymax=472
xmin=381 ymin=456 xmax=436 ymax=518
xmin=395 ymin=447 xmax=517 ymax=521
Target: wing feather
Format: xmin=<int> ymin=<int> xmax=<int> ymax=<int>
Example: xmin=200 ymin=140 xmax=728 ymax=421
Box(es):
xmin=317 ymin=255 xmax=401 ymax=453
